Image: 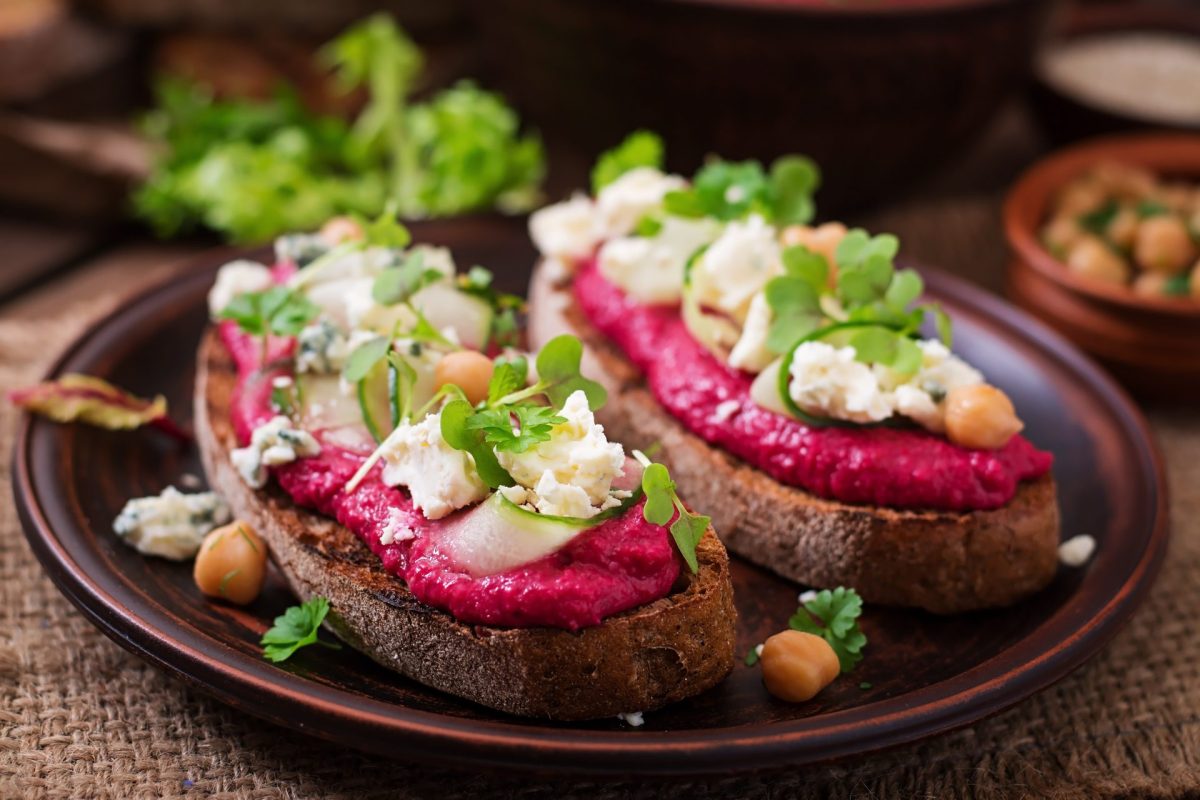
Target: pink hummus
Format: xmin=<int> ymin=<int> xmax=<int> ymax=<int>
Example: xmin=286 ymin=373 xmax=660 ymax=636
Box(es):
xmin=574 ymin=259 xmax=1053 ymax=512
xmin=218 ymin=314 xmax=679 ymax=631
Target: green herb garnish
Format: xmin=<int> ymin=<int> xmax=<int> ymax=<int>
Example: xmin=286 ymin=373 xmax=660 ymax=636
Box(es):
xmin=455 ymin=265 xmax=526 ymax=350
xmin=218 ymin=286 xmax=319 ymax=364
xmin=1077 ymin=200 xmax=1120 ymax=237
xmin=1136 ymin=199 xmax=1170 ymax=219
xmin=788 ymin=587 xmax=867 ymax=673
xmin=662 ymin=155 xmax=819 ymax=226
xmin=745 ymin=646 xmax=761 ymax=667
xmin=591 ymin=130 xmax=665 ymax=193
xmin=635 ymin=451 xmax=709 ymax=574
xmin=372 ymin=250 xmax=444 ymax=305
xmin=466 ymin=404 xmax=566 ymax=453
xmin=439 ymin=398 xmax=514 ymax=488
xmin=261 ymin=596 xmax=342 ymax=663
xmin=1164 ymin=274 xmax=1192 ymax=297
xmin=344 ymin=336 xmax=391 ymax=383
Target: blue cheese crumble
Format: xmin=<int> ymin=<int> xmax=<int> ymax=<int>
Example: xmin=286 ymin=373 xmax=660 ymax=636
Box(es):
xmin=113 ymin=487 xmax=230 ymax=560
xmin=231 ymin=416 xmax=321 ymax=489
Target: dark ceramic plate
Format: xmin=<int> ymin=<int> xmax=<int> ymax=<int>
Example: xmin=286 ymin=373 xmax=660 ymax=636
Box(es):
xmin=14 ymin=242 xmax=1167 ymax=776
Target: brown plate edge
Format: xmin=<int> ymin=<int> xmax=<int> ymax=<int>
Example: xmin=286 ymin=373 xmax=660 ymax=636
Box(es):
xmin=11 ymin=260 xmax=1170 ymax=777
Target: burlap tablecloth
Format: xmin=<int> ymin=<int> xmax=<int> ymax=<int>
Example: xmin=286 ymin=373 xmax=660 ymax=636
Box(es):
xmin=3 ymin=110 xmax=1199 ymax=799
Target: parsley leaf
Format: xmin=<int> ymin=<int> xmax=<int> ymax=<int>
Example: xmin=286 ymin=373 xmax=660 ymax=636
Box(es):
xmin=591 ymin=130 xmax=665 ymax=193
xmin=744 ymin=646 xmax=761 ymax=667
xmin=638 ymin=456 xmax=709 ymax=574
xmin=466 ymin=404 xmax=565 ymax=453
xmin=788 ymin=587 xmax=867 ymax=673
xmin=487 ymin=356 xmax=528 ymax=405
xmin=440 ymin=398 xmax=514 ymax=488
xmin=261 ymin=596 xmax=342 ymax=663
xmin=219 ymin=286 xmax=319 ymax=339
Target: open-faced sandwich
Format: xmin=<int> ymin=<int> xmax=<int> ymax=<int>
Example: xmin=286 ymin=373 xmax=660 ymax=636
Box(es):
xmin=193 ymin=216 xmax=736 ymax=719
xmin=527 ymin=132 xmax=1062 ymax=614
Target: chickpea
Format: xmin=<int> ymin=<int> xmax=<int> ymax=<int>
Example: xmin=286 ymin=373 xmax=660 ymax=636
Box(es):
xmin=1106 ymin=205 xmax=1139 ymax=250
xmin=1041 ymin=214 xmax=1083 ymax=256
xmin=194 ymin=522 xmax=268 ymax=605
xmin=1089 ymin=161 xmax=1156 ymax=199
xmin=1066 ymin=237 xmax=1131 ymax=285
xmin=944 ymin=384 xmax=1024 ymax=451
xmin=1055 ymin=179 xmax=1107 ymax=217
xmin=760 ymin=630 xmax=840 ymax=703
xmin=780 ymin=222 xmax=847 ymax=283
xmin=320 ymin=216 xmax=365 ymax=245
xmin=1132 ymin=271 xmax=1169 ymax=298
xmin=434 ymin=350 xmax=495 ymax=406
xmin=1134 ymin=216 xmax=1195 ymax=275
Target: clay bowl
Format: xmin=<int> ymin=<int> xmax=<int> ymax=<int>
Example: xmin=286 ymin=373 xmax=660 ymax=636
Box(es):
xmin=468 ymin=0 xmax=1053 ymax=212
xmin=1030 ymin=2 xmax=1200 ymax=145
xmin=1004 ymin=132 xmax=1200 ymax=401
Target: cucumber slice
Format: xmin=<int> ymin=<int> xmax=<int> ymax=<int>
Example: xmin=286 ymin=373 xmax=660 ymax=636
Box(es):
xmin=440 ymin=483 xmax=644 ymax=578
xmin=681 ymin=283 xmax=741 ymax=361
xmin=357 ymin=361 xmax=393 ymax=443
xmin=297 ymin=374 xmax=361 ymax=429
xmin=411 ymin=283 xmax=494 ymax=350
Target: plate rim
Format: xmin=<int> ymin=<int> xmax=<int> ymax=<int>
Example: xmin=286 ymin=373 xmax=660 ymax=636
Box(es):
xmin=12 ymin=255 xmax=1170 ymax=776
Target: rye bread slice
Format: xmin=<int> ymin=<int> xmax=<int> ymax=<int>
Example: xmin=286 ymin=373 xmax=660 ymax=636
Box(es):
xmin=528 ymin=260 xmax=1061 ymax=614
xmin=195 ymin=329 xmax=737 ymax=720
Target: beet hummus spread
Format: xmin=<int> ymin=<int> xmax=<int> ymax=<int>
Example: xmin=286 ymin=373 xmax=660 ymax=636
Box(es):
xmin=574 ymin=260 xmax=1053 ymax=512
xmin=218 ymin=321 xmax=679 ymax=631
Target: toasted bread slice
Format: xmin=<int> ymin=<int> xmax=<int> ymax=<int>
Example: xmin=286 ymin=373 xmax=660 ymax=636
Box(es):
xmin=529 ymin=261 xmax=1061 ymax=614
xmin=195 ymin=329 xmax=736 ymax=720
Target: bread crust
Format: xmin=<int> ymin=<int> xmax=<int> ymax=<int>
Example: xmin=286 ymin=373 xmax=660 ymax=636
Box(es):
xmin=195 ymin=329 xmax=736 ymax=720
xmin=529 ymin=261 xmax=1061 ymax=614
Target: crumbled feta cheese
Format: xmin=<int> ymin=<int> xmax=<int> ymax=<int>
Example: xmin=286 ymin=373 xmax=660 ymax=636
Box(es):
xmin=616 ymin=711 xmax=645 ymax=727
xmin=787 ymin=342 xmax=893 ymax=424
xmin=529 ymin=194 xmax=600 ymax=262
xmin=231 ymin=416 xmax=321 ymax=489
xmin=598 ymin=216 xmax=721 ymax=305
xmin=712 ymin=399 xmax=741 ymax=423
xmin=728 ymin=291 xmax=776 ymax=372
xmin=496 ymin=390 xmax=625 ymax=519
xmin=379 ymin=411 xmax=489 ymax=520
xmin=913 ymin=340 xmax=983 ymax=396
xmin=893 ymin=384 xmax=943 ymax=432
xmin=207 ymin=260 xmax=273 ymax=316
xmin=690 ymin=214 xmax=782 ymax=322
xmin=594 ymin=167 xmax=687 ymax=238
xmin=379 ymin=508 xmax=417 ymax=546
xmin=296 ymin=319 xmax=351 ymax=374
xmin=755 ymin=643 xmax=765 ymax=657
xmin=112 ymin=487 xmax=230 ymax=560
xmin=1058 ymin=534 xmax=1097 ymax=567
xmin=798 ymin=589 xmax=818 ymax=604
xmin=498 ymin=484 xmax=530 ymax=508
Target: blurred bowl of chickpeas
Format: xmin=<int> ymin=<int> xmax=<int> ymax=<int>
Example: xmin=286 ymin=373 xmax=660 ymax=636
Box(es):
xmin=1004 ymin=132 xmax=1200 ymax=400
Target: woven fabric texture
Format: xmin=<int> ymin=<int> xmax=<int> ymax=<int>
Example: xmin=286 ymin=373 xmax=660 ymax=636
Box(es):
xmin=2 ymin=115 xmax=1198 ymax=799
